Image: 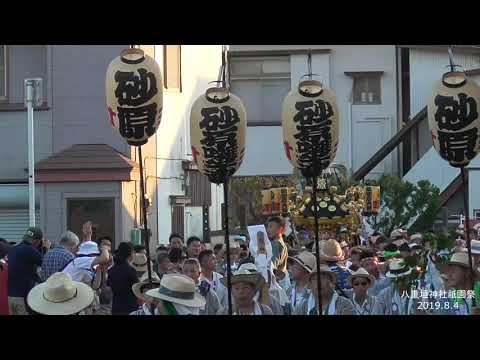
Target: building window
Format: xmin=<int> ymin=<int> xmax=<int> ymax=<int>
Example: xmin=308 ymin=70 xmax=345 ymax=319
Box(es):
xmin=349 ymin=72 xmax=382 ymax=105
xmin=163 ymin=45 xmax=181 ymax=91
xmin=0 ymin=45 xmax=6 ymax=100
xmin=230 ymin=56 xmax=291 ymax=125
xmin=474 ymin=209 xmax=480 ymax=221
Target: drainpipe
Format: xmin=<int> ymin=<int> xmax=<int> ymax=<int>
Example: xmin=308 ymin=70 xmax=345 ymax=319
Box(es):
xmin=348 ymin=82 xmax=354 ymax=175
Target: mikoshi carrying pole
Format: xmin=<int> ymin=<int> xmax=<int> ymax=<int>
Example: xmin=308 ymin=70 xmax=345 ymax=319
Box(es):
xmin=311 ymin=176 xmax=323 ymax=315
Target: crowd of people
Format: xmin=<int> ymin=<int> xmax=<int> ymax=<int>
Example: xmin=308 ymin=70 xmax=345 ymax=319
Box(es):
xmin=1 ymin=217 xmax=479 ymax=316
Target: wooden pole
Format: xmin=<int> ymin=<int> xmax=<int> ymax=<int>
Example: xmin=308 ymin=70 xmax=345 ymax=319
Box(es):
xmin=461 ymin=167 xmax=474 ymax=280
xmin=138 ymin=145 xmax=155 ymax=315
xmin=312 ymin=176 xmax=323 ymax=315
xmin=224 ymin=179 xmax=233 ymax=315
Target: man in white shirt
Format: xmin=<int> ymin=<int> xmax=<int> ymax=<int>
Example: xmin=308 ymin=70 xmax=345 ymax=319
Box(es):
xmin=62 ymin=240 xmax=111 ymax=313
xmin=198 ymin=249 xmax=228 ymax=308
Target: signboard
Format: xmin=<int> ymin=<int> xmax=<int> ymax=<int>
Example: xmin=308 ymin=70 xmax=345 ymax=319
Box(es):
xmin=169 ymin=196 xmax=192 ymax=206
xmin=261 ymin=187 xmax=293 ymax=216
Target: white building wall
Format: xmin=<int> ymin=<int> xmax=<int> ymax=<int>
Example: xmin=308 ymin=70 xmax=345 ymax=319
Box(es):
xmin=230 ymin=45 xmax=398 ymax=178
xmin=406 ymin=48 xmax=480 ymax=214
xmin=155 ymin=45 xmax=224 ymax=244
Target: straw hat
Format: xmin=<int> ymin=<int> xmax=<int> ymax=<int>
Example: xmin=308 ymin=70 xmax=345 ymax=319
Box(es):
xmin=448 ymin=252 xmax=474 ymax=269
xmin=132 ymin=253 xmax=151 ymax=273
xmin=145 ymin=273 xmax=205 ymax=308
xmin=347 ymin=267 xmax=376 ymax=287
xmin=288 ymin=251 xmax=317 ymax=273
xmin=77 ymin=241 xmax=100 ymax=256
xmin=308 ymin=264 xmax=336 ymax=283
xmin=132 ymin=276 xmax=161 ymax=302
xmin=220 ymin=263 xmax=265 ymax=289
xmin=390 ymin=228 xmax=406 ymax=240
xmin=386 ymin=259 xmax=413 ymax=278
xmin=27 ymin=272 xmax=94 ymax=315
xmin=410 ymin=233 xmax=423 ymax=242
xmin=319 ymin=239 xmax=344 ymax=262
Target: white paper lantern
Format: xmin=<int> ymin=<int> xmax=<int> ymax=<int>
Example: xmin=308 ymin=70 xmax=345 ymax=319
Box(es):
xmin=106 ymin=48 xmax=163 ymax=146
xmin=428 ymin=71 xmax=480 ymax=167
xmin=190 ymin=87 xmax=246 ymax=184
xmin=282 ymin=79 xmax=340 ymax=178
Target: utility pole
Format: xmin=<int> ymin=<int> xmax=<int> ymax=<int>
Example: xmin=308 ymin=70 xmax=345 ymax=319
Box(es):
xmin=24 ymin=78 xmax=43 ymax=226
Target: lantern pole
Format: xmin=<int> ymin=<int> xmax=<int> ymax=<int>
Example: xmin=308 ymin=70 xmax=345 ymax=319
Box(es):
xmin=129 ymin=44 xmax=155 ymax=315
xmin=223 ymin=178 xmax=233 ymax=315
xmin=307 ymin=49 xmax=312 ymax=80
xmin=446 ymin=45 xmax=474 ymax=279
xmin=460 ymin=167 xmax=475 ymax=279
xmin=218 ymin=45 xmax=234 ymax=315
xmin=311 ymin=176 xmax=323 ymax=315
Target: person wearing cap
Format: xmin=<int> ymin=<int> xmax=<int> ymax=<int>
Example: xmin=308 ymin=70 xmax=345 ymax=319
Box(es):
xmin=286 ymin=252 xmax=315 ymax=314
xmin=26 ymin=272 xmax=95 ymax=315
xmin=423 ymin=251 xmax=478 ymax=315
xmin=131 ymin=252 xmax=154 ymax=279
xmin=129 ymin=274 xmax=161 ymax=315
xmin=296 ymin=264 xmax=355 ymax=315
xmin=107 ymin=242 xmax=139 ymax=315
xmin=359 ymin=250 xmax=391 ymax=297
xmin=319 ymin=239 xmax=352 ymax=293
xmin=217 ymin=263 xmax=274 ymax=315
xmin=7 ymin=227 xmax=51 ymax=315
xmin=41 ymin=231 xmax=79 ymax=282
xmin=182 ymin=258 xmax=222 ymax=315
xmin=142 ymin=273 xmax=206 ymax=315
xmin=199 ymin=249 xmax=228 ymax=309
xmin=347 ymin=268 xmax=377 ymax=315
xmin=372 ymin=259 xmax=420 ymax=315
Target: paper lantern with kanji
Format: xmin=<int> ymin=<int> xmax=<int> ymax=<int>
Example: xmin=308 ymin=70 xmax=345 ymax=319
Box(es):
xmin=106 ymin=48 xmax=163 ymax=146
xmin=282 ymin=79 xmax=340 ymax=178
xmin=428 ymin=71 xmax=480 ymax=167
xmin=190 ymin=87 xmax=246 ymax=184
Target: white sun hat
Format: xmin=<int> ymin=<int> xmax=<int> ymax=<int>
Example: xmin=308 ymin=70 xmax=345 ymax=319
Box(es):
xmin=27 ymin=272 xmax=94 ymax=315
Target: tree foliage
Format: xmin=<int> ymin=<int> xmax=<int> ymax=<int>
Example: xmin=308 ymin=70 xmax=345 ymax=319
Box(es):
xmin=365 ymin=175 xmax=442 ymax=236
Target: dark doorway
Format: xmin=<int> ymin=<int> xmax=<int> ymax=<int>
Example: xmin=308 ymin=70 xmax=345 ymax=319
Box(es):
xmin=67 ymin=198 xmax=116 ymax=248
